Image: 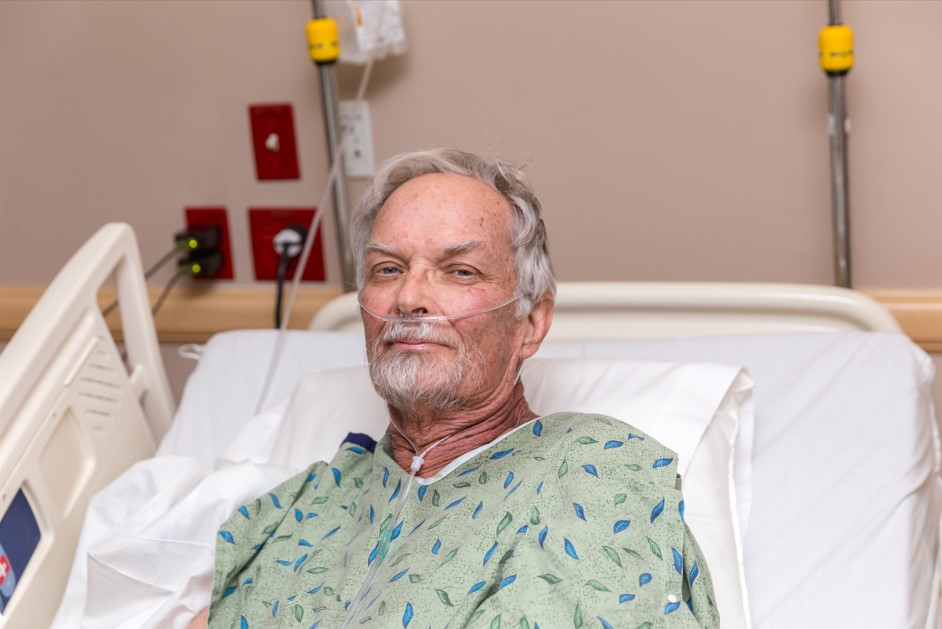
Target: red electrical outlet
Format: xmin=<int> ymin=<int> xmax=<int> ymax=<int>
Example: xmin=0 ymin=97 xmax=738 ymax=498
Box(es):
xmin=248 ymin=103 xmax=300 ymax=180
xmin=248 ymin=208 xmax=325 ymax=281
xmin=185 ymin=207 xmax=233 ymax=279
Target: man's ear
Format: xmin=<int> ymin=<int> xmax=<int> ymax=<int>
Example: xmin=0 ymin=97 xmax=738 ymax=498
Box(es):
xmin=519 ymin=293 xmax=554 ymax=360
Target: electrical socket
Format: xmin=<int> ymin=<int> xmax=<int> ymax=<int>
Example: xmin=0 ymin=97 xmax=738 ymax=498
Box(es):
xmin=184 ymin=207 xmax=233 ymax=279
xmin=248 ymin=208 xmax=325 ymax=281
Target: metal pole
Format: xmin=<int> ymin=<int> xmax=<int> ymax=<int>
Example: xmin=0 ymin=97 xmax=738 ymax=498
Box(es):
xmin=313 ymin=0 xmax=357 ymax=292
xmin=825 ymin=0 xmax=851 ymax=288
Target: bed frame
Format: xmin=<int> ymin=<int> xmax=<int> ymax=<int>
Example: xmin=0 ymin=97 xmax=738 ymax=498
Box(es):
xmin=0 ymin=222 xmax=918 ymax=627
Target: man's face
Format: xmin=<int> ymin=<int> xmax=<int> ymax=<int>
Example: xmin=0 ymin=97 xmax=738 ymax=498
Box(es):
xmin=360 ymin=173 xmax=531 ymax=413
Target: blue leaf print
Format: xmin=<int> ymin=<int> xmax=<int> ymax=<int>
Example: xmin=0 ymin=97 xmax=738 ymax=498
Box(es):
xmin=294 ymin=553 xmax=308 ymax=571
xmin=582 ymin=464 xmax=600 ymax=478
xmin=444 ymin=496 xmax=466 ymax=510
xmin=269 ymin=493 xmax=282 ymax=509
xmin=346 ymin=445 xmax=367 ymax=454
xmin=432 ymin=538 xmax=441 ymax=554
xmin=603 ymin=440 xmax=623 ymax=450
xmin=390 ymin=520 xmax=404 ymax=541
xmin=388 ymin=479 xmax=401 ymax=503
xmin=238 ymin=506 xmax=249 ymax=519
xmin=472 ymin=501 xmax=484 ymax=519
xmin=650 ymin=498 xmax=665 ymax=523
xmin=458 ymin=466 xmax=480 ymax=477
xmin=331 ymin=467 xmax=342 ymax=487
xmin=678 ymin=500 xmax=685 ymax=520
xmin=368 ymin=543 xmax=379 ymax=566
xmin=490 ymin=448 xmax=514 ymax=460
xmin=417 ymin=485 xmax=427 ymax=501
xmin=504 ymin=471 xmax=514 ymax=489
xmin=689 ymin=562 xmax=699 ymax=585
xmin=307 ymin=582 xmax=323 ymax=594
xmin=243 ymin=578 xmax=254 ymax=586
xmin=295 ymin=508 xmax=303 ymax=523
xmin=639 ymin=573 xmax=652 ymax=586
xmin=402 ymin=601 xmax=414 ymax=627
xmin=672 ymin=548 xmax=683 ymax=575
xmin=564 ymin=538 xmax=580 ymax=559
xmin=517 ymin=525 xmax=529 ymax=534
xmin=468 ymin=580 xmax=486 ymax=594
xmin=613 ymin=520 xmax=630 ymax=534
xmin=223 ymin=586 xmax=236 ymax=598
xmin=389 ymin=568 xmax=409 ymax=582
xmin=299 ymin=539 xmax=312 ymax=547
xmin=652 ymin=457 xmax=674 ymax=469
xmin=383 ymin=467 xmax=390 ymax=487
xmin=597 ymin=617 xmax=615 ymax=629
xmin=240 ymin=616 xmax=248 ymax=629
xmin=536 ymin=481 xmax=544 ymax=495
xmin=538 ymin=525 xmax=548 ymax=548
xmin=483 ymin=541 xmax=499 ymax=565
xmin=321 ymin=525 xmax=341 ymax=541
xmin=498 ymin=574 xmax=517 ymax=590
xmin=369 ymin=505 xmax=375 ymax=524
xmin=408 ymin=519 xmax=425 ymax=536
xmin=219 ymin=530 xmax=235 ymax=544
xmin=627 ymin=433 xmax=645 ymax=441
xmin=533 ymin=419 xmax=543 ymax=436
xmin=573 ymin=503 xmax=587 ymax=521
xmin=276 ymin=560 xmax=292 ymax=566
xmin=272 ymin=600 xmax=279 ymax=617
xmin=619 ymin=593 xmax=636 ymax=603
xmin=506 ymin=480 xmax=523 ymax=498
xmin=305 ymin=472 xmax=317 ymax=483
xmin=664 ymin=600 xmax=681 ymax=615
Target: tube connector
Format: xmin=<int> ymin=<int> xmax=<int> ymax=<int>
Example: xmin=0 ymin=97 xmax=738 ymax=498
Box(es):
xmin=819 ymin=24 xmax=854 ymax=75
xmin=307 ymin=17 xmax=340 ymax=64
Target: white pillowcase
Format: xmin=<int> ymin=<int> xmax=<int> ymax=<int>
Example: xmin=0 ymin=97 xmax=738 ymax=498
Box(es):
xmin=269 ymin=357 xmax=754 ymax=629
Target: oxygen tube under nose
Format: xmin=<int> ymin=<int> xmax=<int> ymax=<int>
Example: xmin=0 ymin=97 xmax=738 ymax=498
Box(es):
xmin=358 ymin=293 xmax=523 ymax=324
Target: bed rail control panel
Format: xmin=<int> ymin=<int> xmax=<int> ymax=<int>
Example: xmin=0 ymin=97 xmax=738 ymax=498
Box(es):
xmin=0 ymin=490 xmax=41 ymax=614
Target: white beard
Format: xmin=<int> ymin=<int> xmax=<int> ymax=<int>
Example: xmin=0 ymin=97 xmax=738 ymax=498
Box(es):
xmin=367 ymin=320 xmax=485 ymax=414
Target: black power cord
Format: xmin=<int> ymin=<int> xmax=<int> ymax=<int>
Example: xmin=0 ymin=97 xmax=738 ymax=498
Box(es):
xmin=273 ymin=225 xmax=307 ymax=328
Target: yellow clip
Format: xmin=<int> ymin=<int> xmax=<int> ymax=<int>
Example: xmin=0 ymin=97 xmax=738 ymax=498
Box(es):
xmin=819 ymin=24 xmax=854 ymax=74
xmin=307 ymin=17 xmax=340 ymax=64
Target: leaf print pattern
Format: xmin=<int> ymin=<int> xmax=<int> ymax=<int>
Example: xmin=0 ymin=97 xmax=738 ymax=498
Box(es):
xmin=210 ymin=415 xmax=719 ymax=628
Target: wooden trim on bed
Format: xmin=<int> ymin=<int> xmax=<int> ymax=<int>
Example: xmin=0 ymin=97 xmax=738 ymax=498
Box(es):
xmin=2 ymin=285 xmax=941 ymax=351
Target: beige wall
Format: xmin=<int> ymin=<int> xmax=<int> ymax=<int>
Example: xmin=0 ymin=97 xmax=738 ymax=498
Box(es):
xmin=1 ymin=0 xmax=940 ymax=403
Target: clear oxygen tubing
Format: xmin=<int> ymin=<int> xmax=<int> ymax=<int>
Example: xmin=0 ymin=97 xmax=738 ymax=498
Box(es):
xmin=358 ymin=293 xmax=523 ymax=323
xmin=336 ymin=421 xmax=450 ymax=629
xmin=251 ymin=8 xmax=383 ymax=416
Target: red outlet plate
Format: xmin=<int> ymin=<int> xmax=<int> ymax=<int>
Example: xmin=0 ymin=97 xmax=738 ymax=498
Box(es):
xmin=185 ymin=207 xmax=233 ymax=279
xmin=249 ymin=103 xmax=300 ymax=180
xmin=248 ymin=208 xmax=325 ymax=281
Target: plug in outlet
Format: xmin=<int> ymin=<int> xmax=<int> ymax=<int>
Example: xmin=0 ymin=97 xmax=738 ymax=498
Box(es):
xmin=248 ymin=208 xmax=325 ymax=281
xmin=184 ymin=207 xmax=233 ymax=279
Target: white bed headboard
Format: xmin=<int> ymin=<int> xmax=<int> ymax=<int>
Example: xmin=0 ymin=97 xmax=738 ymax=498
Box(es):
xmin=309 ymin=281 xmax=902 ymax=338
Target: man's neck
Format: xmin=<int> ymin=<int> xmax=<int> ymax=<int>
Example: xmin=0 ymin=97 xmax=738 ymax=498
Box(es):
xmin=386 ymin=382 xmax=537 ymax=478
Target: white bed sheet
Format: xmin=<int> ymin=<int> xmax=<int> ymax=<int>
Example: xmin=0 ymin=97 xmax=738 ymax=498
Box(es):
xmin=58 ymin=329 xmax=940 ymax=629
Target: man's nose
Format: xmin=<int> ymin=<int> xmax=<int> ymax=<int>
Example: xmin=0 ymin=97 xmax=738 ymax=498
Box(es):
xmin=395 ymin=270 xmax=432 ymax=316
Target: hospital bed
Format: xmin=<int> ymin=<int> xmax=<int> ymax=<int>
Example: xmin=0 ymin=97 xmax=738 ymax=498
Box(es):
xmin=1 ymin=222 xmax=939 ymax=628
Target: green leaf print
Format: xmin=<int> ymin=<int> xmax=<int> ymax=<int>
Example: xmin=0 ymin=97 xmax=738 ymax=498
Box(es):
xmin=558 ymin=459 xmax=569 ymax=478
xmin=306 ymin=566 xmax=328 ymax=574
xmin=647 ymin=537 xmax=663 ymax=560
xmin=479 ymin=471 xmax=489 ymax=485
xmin=573 ymin=603 xmax=583 ymax=628
xmin=602 ymin=546 xmax=622 ymax=567
xmin=538 ymin=574 xmax=562 ymax=584
xmin=353 ymin=476 xmax=363 ymax=488
xmin=409 ymin=574 xmax=423 ymax=583
xmin=576 ymin=436 xmax=598 ymax=445
xmin=435 ymin=589 xmax=454 ymax=606
xmin=311 ymin=496 xmax=329 ymax=505
xmin=432 ymin=490 xmax=441 ymax=507
xmin=497 ymin=512 xmax=513 ymax=535
xmin=529 ymin=506 xmax=541 ymax=525
xmin=623 ymin=547 xmax=644 ymax=561
xmin=378 ymin=601 xmax=386 ymax=615
xmin=254 ymin=498 xmax=262 ymax=515
xmin=294 ymin=604 xmax=304 ymax=622
xmin=261 ymin=523 xmax=278 ymax=536
xmin=490 ymin=614 xmax=502 ymax=629
xmin=519 ymin=617 xmax=529 ymax=629
xmin=636 ymin=623 xmax=653 ymax=629
xmin=469 ymin=609 xmax=485 ymax=624
xmin=272 ymin=534 xmax=293 ymax=543
xmin=625 ymin=464 xmax=642 ymax=472
xmin=586 ymin=580 xmax=611 ymax=592
xmin=440 ymin=548 xmax=458 ymax=565
xmin=428 ymin=516 xmax=447 ymax=531
xmin=613 ymin=493 xmax=627 ymax=506
xmin=389 ymin=552 xmax=411 ymax=567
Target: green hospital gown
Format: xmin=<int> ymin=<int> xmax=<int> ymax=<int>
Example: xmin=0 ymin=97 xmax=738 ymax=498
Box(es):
xmin=210 ymin=412 xmax=720 ymax=628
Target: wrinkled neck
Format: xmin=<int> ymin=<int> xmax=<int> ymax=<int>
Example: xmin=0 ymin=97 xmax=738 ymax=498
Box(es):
xmin=386 ymin=381 xmax=536 ymax=478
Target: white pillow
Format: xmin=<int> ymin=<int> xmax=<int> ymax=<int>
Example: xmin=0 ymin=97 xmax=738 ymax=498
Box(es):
xmin=269 ymin=357 xmax=754 ymax=629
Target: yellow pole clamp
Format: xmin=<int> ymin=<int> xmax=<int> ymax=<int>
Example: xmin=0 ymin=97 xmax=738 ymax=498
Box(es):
xmin=307 ymin=17 xmax=340 ymax=64
xmin=819 ymin=24 xmax=854 ymax=75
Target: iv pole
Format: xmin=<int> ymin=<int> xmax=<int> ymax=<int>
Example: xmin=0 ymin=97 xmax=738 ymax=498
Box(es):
xmin=820 ymin=0 xmax=854 ymax=288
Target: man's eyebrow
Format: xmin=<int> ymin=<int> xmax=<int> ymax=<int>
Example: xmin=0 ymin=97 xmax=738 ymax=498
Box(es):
xmin=364 ymin=241 xmax=397 ymax=256
xmin=442 ymin=241 xmax=482 ymax=256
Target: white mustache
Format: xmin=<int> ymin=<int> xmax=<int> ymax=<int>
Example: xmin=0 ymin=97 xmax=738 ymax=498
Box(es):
xmin=379 ymin=320 xmax=458 ymax=347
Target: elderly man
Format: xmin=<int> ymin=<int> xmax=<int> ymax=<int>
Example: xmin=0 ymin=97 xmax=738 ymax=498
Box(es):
xmin=202 ymin=149 xmax=719 ymax=627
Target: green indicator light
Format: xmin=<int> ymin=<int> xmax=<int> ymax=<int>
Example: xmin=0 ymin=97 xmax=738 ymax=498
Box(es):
xmin=188 ymin=238 xmax=198 ymax=250
xmin=191 ymin=263 xmax=202 ymax=274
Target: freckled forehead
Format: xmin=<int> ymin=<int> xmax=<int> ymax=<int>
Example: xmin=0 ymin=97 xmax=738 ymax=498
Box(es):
xmin=372 ymin=173 xmax=514 ymax=246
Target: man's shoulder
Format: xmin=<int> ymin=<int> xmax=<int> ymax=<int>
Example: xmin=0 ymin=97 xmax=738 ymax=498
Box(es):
xmin=537 ymin=411 xmax=680 ymax=490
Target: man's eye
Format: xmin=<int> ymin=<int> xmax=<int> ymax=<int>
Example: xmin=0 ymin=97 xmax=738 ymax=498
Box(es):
xmin=452 ymin=268 xmax=475 ymax=278
xmin=376 ymin=266 xmax=400 ymax=276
